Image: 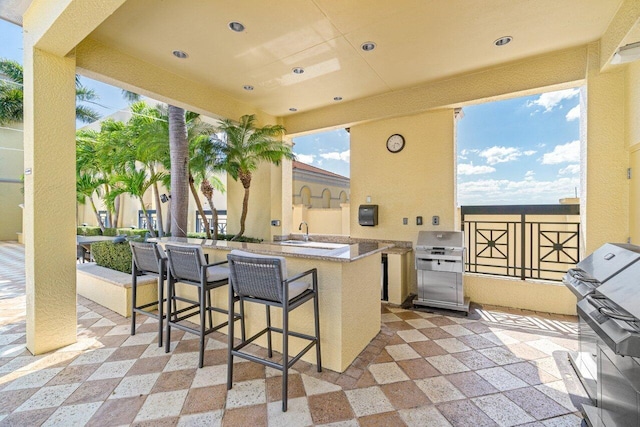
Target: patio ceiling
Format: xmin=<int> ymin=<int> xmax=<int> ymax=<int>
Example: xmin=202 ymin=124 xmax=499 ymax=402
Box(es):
xmin=83 ymin=0 xmax=623 ymax=118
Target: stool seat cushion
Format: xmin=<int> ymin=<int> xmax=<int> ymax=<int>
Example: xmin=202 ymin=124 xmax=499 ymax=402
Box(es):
xmin=287 ymin=281 xmax=310 ymax=300
xmin=207 ymin=265 xmax=230 ymax=282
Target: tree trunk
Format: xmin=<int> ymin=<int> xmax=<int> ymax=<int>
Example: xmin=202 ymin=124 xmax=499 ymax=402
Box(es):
xmin=165 ymin=197 xmax=172 ymax=235
xmin=169 ymin=105 xmax=189 ymax=237
xmin=90 ymin=197 xmax=106 ymax=232
xmin=233 ymin=171 xmax=252 ymax=240
xmin=105 ymin=185 xmax=114 ymax=228
xmin=205 ymin=195 xmax=218 ymax=240
xmin=139 ymin=197 xmax=157 ymax=237
xmin=113 ymin=194 xmax=120 ymax=228
xmin=151 ymin=165 xmax=165 ymax=237
xmin=189 ymin=174 xmax=210 ymax=239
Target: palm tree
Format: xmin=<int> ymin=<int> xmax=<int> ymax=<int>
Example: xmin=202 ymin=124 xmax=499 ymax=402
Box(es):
xmin=168 ymin=105 xmax=189 ymax=238
xmin=0 ymin=58 xmax=101 ymax=124
xmin=216 ymin=114 xmax=293 ymax=239
xmin=76 ymin=173 xmax=107 ymax=232
xmin=108 ymin=166 xmax=166 ymax=237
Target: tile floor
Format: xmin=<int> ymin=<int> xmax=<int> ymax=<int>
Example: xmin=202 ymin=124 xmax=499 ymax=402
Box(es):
xmin=0 ymin=241 xmax=589 ymax=426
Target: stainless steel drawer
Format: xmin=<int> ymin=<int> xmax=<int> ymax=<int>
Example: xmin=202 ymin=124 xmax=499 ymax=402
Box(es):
xmin=416 ymin=258 xmax=463 ymax=273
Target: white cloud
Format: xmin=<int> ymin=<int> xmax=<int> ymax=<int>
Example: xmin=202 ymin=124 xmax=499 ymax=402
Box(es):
xmin=479 ymin=146 xmax=522 ymax=165
xmin=524 ymin=150 xmax=536 ymax=156
xmin=542 ymin=140 xmax=580 ymax=164
xmin=525 ymin=170 xmax=535 ymax=180
xmin=559 ymin=164 xmax=580 ymax=175
xmin=320 ymin=149 xmax=350 ymax=162
xmin=566 ymin=105 xmax=580 ymax=122
xmin=457 ymin=163 xmax=496 ymax=176
xmin=458 ymin=176 xmax=580 ymax=205
xmin=295 ymin=153 xmax=315 ymax=164
xmin=526 ymin=88 xmax=580 ymax=112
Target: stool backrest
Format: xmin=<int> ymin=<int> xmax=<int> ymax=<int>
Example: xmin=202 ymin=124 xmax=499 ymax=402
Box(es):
xmin=130 ymin=241 xmax=163 ymax=274
xmin=165 ymin=244 xmax=206 ymax=282
xmin=228 ymin=250 xmax=287 ymax=303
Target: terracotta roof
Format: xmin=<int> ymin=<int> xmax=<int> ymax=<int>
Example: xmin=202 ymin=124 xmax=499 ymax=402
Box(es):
xmin=293 ymin=160 xmax=348 ymax=180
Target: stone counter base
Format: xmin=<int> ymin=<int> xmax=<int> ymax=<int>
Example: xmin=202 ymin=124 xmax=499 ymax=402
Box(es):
xmin=77 ymin=263 xmax=158 ymax=317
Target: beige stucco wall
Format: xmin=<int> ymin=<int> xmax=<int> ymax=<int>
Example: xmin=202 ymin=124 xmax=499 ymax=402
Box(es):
xmin=293 ymin=178 xmax=349 ymax=209
xmin=350 ymin=109 xmax=455 ymax=242
xmin=627 ymin=61 xmax=640 ymax=244
xmin=0 ymin=124 xmax=24 ymax=241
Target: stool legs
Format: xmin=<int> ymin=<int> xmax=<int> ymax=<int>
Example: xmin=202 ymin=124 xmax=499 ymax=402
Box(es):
xmin=266 ymin=305 xmax=273 ymax=358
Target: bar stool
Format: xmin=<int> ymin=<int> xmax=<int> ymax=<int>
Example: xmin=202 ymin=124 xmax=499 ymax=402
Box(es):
xmin=164 ymin=244 xmax=245 ymax=368
xmin=129 ymin=241 xmax=167 ymax=347
xmin=226 ymin=249 xmax=321 ymax=412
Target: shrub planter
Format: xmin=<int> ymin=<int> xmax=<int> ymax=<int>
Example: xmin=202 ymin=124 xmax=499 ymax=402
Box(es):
xmin=77 ymin=263 xmax=157 ymax=317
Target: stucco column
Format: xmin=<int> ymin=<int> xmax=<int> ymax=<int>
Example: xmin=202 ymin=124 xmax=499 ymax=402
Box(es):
xmin=23 ymin=46 xmax=78 ymax=354
xmin=583 ymin=43 xmax=629 ymax=254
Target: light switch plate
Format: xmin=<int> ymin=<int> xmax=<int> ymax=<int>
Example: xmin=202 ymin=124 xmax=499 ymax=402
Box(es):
xmin=432 ymin=216 xmax=439 ymax=226
xmin=416 ymin=216 xmax=423 ymax=225
xmin=403 ymin=218 xmax=408 ymax=225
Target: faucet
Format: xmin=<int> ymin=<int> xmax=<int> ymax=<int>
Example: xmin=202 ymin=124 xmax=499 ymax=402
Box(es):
xmin=299 ymin=221 xmax=309 ymax=241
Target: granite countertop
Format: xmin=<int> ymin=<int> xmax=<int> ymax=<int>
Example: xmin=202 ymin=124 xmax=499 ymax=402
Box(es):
xmin=153 ymin=237 xmax=392 ymax=263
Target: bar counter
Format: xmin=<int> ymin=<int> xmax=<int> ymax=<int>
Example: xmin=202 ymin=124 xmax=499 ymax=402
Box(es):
xmin=155 ymin=237 xmax=392 ymax=372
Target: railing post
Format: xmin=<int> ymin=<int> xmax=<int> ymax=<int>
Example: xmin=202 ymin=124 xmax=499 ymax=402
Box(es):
xmin=520 ymin=213 xmax=526 ymax=280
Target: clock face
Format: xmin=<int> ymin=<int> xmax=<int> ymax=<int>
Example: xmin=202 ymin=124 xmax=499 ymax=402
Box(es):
xmin=386 ymin=134 xmax=405 ymax=153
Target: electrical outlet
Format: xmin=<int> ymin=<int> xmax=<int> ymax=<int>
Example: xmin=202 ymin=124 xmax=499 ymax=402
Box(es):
xmin=403 ymin=218 xmax=408 ymax=225
xmin=432 ymin=216 xmax=440 ymax=226
xmin=416 ymin=216 xmax=423 ymax=225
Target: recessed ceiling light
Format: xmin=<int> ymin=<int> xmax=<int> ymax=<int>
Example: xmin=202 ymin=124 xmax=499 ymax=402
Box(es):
xmin=361 ymin=42 xmax=376 ymax=52
xmin=289 ymin=107 xmax=298 ymax=112
xmin=292 ymin=67 xmax=305 ymax=74
xmin=243 ymin=85 xmax=254 ymax=91
xmin=333 ymin=96 xmax=343 ymax=101
xmin=228 ymin=21 xmax=245 ymax=32
xmin=494 ymin=36 xmax=513 ymax=47
xmin=172 ymin=50 xmax=188 ymax=59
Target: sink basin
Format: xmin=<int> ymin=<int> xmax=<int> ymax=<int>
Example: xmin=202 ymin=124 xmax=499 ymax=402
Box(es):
xmin=276 ymin=240 xmax=349 ymax=250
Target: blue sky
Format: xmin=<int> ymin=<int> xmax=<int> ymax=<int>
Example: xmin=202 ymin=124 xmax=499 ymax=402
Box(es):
xmin=2 ymin=18 xmax=579 ymax=205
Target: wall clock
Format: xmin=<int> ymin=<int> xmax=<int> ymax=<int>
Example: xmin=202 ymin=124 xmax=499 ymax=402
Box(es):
xmin=386 ymin=134 xmax=405 ymax=153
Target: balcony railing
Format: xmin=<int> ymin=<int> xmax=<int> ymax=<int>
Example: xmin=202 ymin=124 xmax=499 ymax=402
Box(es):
xmin=196 ymin=210 xmax=227 ymax=235
xmin=461 ymin=204 xmax=580 ymax=282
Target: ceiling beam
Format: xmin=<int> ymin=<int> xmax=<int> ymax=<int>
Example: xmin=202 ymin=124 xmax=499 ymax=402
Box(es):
xmin=283 ymin=45 xmax=588 ymax=136
xmin=23 ymin=0 xmax=126 ymax=57
xmin=600 ymin=0 xmax=640 ymax=70
xmin=75 ymin=37 xmax=277 ymax=125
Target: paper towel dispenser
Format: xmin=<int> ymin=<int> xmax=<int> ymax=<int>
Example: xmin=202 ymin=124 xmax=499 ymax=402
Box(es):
xmin=359 ymin=205 xmax=378 ymax=226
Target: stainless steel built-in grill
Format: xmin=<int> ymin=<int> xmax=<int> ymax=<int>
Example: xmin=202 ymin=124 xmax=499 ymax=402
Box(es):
xmin=563 ymin=243 xmax=640 ymax=300
xmin=564 ymin=243 xmax=640 ymax=427
xmin=414 ymin=231 xmax=469 ymax=313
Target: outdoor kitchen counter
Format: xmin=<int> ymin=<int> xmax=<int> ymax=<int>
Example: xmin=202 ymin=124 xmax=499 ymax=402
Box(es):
xmin=154 ymin=237 xmax=389 ymax=372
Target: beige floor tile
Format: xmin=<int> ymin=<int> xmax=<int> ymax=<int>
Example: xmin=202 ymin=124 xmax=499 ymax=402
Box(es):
xmin=440 ymin=325 xmax=474 ymax=337
xmin=426 ymin=355 xmax=471 ymax=375
xmin=267 ymin=397 xmax=313 ymax=426
xmin=368 ymin=362 xmax=410 ymax=384
xmin=87 ymin=359 xmax=136 ymax=381
xmin=69 ymin=348 xmax=116 ymax=366
xmin=472 ymin=393 xmax=536 ymax=426
xmin=15 ymin=383 xmax=80 ymax=412
xmin=399 ymin=405 xmax=452 ymax=427
xmin=110 ymin=373 xmax=160 ymax=399
xmin=397 ymin=329 xmax=429 ymax=343
xmin=226 ymin=379 xmax=266 ymax=409
xmin=385 ymin=344 xmax=421 ymax=361
xmin=177 ymin=409 xmax=223 ymax=427
xmin=41 ymin=401 xmax=102 ymax=427
xmin=415 ymin=377 xmax=465 ymax=403
xmin=2 ymin=368 xmax=63 ymax=391
xmin=345 ymin=386 xmax=394 ymax=417
xmin=301 ymin=373 xmax=341 ymax=396
xmin=476 ymin=367 xmax=528 ymax=391
xmin=134 ymin=389 xmax=189 ymax=422
xmin=434 ymin=338 xmax=472 ymax=354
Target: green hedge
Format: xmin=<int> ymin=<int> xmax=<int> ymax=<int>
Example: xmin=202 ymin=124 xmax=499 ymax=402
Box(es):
xmin=102 ymin=228 xmax=150 ymax=237
xmin=77 ymin=226 xmax=102 ymax=236
xmin=91 ymin=241 xmax=132 ymax=274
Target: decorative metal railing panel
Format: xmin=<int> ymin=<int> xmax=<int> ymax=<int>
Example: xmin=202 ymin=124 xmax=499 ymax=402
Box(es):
xmin=461 ymin=205 xmax=580 ymax=282
xmin=195 ymin=210 xmax=227 ymax=235
xmin=138 ymin=210 xmax=157 ymax=230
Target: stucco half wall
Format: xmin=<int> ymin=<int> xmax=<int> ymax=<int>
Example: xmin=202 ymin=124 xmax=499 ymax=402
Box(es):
xmin=465 ymin=274 xmax=577 ymax=316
